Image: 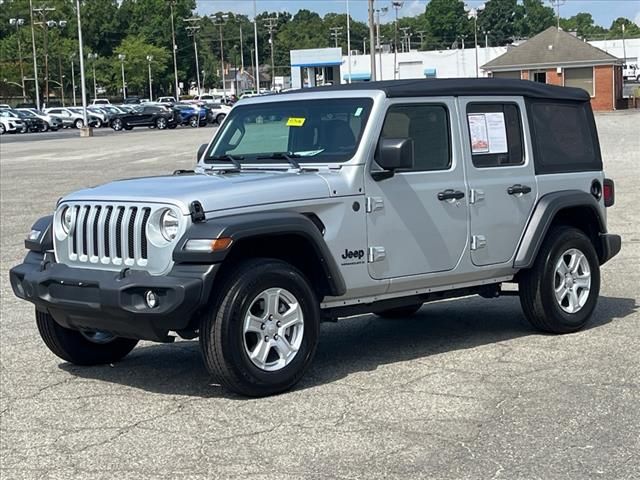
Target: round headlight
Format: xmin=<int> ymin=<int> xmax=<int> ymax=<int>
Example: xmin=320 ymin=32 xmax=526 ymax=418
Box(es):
xmin=160 ymin=209 xmax=180 ymax=241
xmin=61 ymin=207 xmax=73 ymax=234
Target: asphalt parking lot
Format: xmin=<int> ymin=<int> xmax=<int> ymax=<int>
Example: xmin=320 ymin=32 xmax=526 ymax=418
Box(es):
xmin=1 ymin=113 xmax=639 ymax=479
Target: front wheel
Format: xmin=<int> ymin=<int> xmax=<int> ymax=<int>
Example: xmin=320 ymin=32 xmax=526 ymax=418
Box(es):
xmin=74 ymin=118 xmax=84 ymax=129
xmin=200 ymin=259 xmax=320 ymax=397
xmin=156 ymin=117 xmax=168 ymax=129
xmin=40 ymin=122 xmax=49 ymax=132
xmin=112 ymin=118 xmax=123 ymax=131
xmin=519 ymin=227 xmax=600 ymax=334
xmin=189 ymin=116 xmax=198 ymax=128
xmin=36 ymin=310 xmax=138 ymax=366
xmin=0 ymin=123 xmax=5 ymax=134
xmin=216 ymin=113 xmax=226 ymax=125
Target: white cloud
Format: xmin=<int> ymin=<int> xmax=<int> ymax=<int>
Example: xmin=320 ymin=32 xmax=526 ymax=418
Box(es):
xmin=399 ymin=1 xmax=425 ymax=19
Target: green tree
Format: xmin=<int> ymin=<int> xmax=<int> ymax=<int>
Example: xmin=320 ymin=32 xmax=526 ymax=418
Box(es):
xmin=423 ymin=0 xmax=471 ymax=49
xmin=515 ymin=0 xmax=555 ymax=38
xmin=113 ymin=35 xmax=170 ymax=97
xmin=477 ymin=0 xmax=519 ymax=46
xmin=560 ymin=12 xmax=607 ymax=39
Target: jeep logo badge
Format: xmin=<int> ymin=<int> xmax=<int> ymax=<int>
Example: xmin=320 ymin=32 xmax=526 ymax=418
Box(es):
xmin=341 ymin=249 xmax=365 ymax=266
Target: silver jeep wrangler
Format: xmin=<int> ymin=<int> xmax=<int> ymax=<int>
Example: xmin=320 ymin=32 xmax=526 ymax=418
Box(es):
xmin=10 ymin=79 xmax=621 ymax=396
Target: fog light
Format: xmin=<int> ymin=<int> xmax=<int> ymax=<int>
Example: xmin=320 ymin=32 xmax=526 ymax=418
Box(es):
xmin=145 ymin=290 xmax=158 ymax=308
xmin=27 ymin=229 xmax=41 ymax=241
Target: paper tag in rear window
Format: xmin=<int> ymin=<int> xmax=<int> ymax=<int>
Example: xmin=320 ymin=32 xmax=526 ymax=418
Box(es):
xmin=286 ymin=117 xmax=306 ymax=127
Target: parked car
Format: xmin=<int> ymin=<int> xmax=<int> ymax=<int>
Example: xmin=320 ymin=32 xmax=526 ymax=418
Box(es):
xmin=8 ymin=79 xmax=622 ymax=397
xmin=43 ymin=107 xmax=99 ymax=129
xmin=110 ymin=104 xmax=177 ymax=131
xmin=85 ymin=106 xmax=112 ymax=128
xmin=172 ymin=103 xmax=208 ymax=127
xmin=12 ymin=109 xmax=47 ymax=132
xmin=91 ymin=98 xmax=111 ymax=105
xmin=123 ymin=96 xmax=142 ymax=105
xmin=0 ymin=110 xmax=26 ymax=134
xmin=17 ymin=108 xmax=63 ymax=131
xmin=203 ymin=102 xmax=231 ymax=125
xmin=157 ymin=96 xmax=176 ymax=106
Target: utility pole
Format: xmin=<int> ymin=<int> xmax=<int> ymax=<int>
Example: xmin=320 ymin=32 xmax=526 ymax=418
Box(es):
xmin=330 ymin=26 xmax=343 ymax=49
xmin=212 ymin=14 xmax=229 ymax=99
xmin=417 ymin=30 xmax=426 ymax=50
xmin=264 ymin=16 xmax=278 ymax=90
xmin=400 ymin=26 xmax=411 ymax=52
xmin=88 ymin=53 xmax=97 ymax=99
xmin=70 ymin=54 xmax=76 ymax=105
xmin=58 ymin=54 xmax=65 ymax=106
xmin=9 ymin=18 xmax=27 ymax=102
xmin=118 ymin=53 xmax=127 ymax=100
xmin=75 ymin=0 xmax=90 ymax=134
xmin=466 ymin=4 xmax=484 ymax=78
xmin=622 ymin=23 xmax=627 ymax=64
xmin=253 ymin=0 xmax=260 ymax=91
xmin=239 ymin=24 xmax=245 ymax=73
xmin=550 ymin=0 xmax=566 ymax=29
xmin=184 ymin=17 xmax=201 ymax=96
xmin=368 ymin=0 xmax=376 ymax=81
xmin=392 ymin=1 xmax=403 ymax=80
xmin=33 ymin=7 xmax=65 ymax=106
xmin=28 ymin=1 xmax=41 ymax=109
xmin=375 ymin=7 xmax=388 ymax=80
xmin=168 ymin=1 xmax=180 ymax=99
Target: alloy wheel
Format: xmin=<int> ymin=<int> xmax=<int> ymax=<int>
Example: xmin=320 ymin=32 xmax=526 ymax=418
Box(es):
xmin=553 ymin=248 xmax=591 ymax=314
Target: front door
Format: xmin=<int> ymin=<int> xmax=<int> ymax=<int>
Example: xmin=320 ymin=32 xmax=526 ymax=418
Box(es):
xmin=365 ymin=98 xmax=468 ymax=280
xmin=460 ymin=97 xmax=537 ymax=266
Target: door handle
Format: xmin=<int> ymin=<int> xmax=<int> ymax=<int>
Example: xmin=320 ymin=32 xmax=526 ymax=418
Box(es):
xmin=507 ymin=184 xmax=532 ymax=195
xmin=437 ymin=189 xmax=465 ymax=201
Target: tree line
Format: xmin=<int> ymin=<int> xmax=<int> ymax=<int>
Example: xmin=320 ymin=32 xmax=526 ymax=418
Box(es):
xmin=1 ymin=0 xmax=638 ymax=103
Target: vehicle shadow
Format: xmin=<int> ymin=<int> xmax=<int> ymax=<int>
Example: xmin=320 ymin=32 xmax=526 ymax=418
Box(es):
xmin=59 ymin=295 xmax=637 ymax=399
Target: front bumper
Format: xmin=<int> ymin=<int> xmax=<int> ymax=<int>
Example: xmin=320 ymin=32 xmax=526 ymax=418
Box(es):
xmin=600 ymin=233 xmax=622 ymax=265
xmin=9 ymin=252 xmax=218 ymax=342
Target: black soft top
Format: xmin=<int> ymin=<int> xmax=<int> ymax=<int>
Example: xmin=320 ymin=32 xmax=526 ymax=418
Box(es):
xmin=298 ymin=78 xmax=589 ymax=102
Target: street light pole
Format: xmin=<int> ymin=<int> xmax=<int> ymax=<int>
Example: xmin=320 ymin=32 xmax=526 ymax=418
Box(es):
xmin=368 ymin=0 xmax=376 ymax=81
xmin=253 ymin=0 xmax=260 ymax=91
xmin=392 ymin=1 xmax=403 ymax=80
xmin=146 ymin=55 xmax=153 ymax=101
xmin=213 ymin=15 xmax=229 ymax=98
xmin=70 ymin=54 xmax=76 ymax=106
xmin=88 ymin=53 xmax=97 ymax=99
xmin=9 ymin=18 xmax=27 ymax=101
xmin=264 ymin=16 xmax=278 ymax=90
xmin=118 ymin=54 xmax=126 ymax=100
xmin=346 ymin=0 xmax=352 ymax=84
xmin=466 ymin=4 xmax=484 ymax=78
xmin=28 ymin=0 xmax=40 ymax=109
xmin=184 ymin=17 xmax=201 ymax=96
xmin=75 ymin=0 xmax=90 ymax=134
xmin=169 ymin=1 xmax=180 ymax=100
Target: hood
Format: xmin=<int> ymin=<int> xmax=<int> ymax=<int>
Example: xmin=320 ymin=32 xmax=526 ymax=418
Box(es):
xmin=62 ymin=170 xmax=332 ymax=215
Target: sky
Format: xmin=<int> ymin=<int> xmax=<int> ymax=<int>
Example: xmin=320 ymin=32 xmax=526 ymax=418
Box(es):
xmin=196 ymin=0 xmax=640 ymax=29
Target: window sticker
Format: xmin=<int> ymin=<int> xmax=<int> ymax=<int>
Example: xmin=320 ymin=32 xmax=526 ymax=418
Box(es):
xmin=354 ymin=107 xmax=363 ymax=117
xmin=468 ymin=114 xmax=489 ymax=153
xmin=286 ymin=117 xmax=306 ymax=127
xmin=467 ymin=112 xmax=508 ymax=154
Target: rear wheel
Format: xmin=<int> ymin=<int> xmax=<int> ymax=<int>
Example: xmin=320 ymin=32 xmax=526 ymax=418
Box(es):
xmin=74 ymin=118 xmax=84 ymax=129
xmin=40 ymin=122 xmax=49 ymax=132
xmin=216 ymin=113 xmax=226 ymax=125
xmin=112 ymin=118 xmax=123 ymax=131
xmin=200 ymin=259 xmax=320 ymax=397
xmin=189 ymin=116 xmax=198 ymax=128
xmin=519 ymin=227 xmax=600 ymax=333
xmin=94 ymin=118 xmax=102 ymax=128
xmin=36 ymin=310 xmax=138 ymax=366
xmin=376 ymin=304 xmax=423 ymax=319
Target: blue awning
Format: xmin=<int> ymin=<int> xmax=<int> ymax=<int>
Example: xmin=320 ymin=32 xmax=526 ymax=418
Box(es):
xmin=343 ymin=72 xmax=371 ymax=81
xmin=424 ymin=68 xmax=437 ymax=78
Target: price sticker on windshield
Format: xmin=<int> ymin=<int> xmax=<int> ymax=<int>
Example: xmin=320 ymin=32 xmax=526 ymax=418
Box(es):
xmin=286 ymin=117 xmax=306 ymax=127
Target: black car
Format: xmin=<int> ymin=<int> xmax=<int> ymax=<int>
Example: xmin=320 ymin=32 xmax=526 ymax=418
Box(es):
xmin=12 ymin=109 xmax=47 ymax=132
xmin=110 ymin=105 xmax=177 ymax=131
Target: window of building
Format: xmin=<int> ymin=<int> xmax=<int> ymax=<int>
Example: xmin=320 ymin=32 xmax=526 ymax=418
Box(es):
xmin=532 ymin=71 xmax=547 ymax=83
xmin=564 ymin=67 xmax=594 ymax=96
xmin=492 ymin=71 xmax=521 ymax=79
xmin=466 ymin=103 xmax=524 ymax=168
xmin=379 ymin=104 xmax=451 ymax=172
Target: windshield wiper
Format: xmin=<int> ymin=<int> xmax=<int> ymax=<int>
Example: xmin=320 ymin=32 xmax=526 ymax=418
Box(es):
xmin=256 ymin=152 xmax=301 ymax=170
xmin=206 ymin=154 xmax=244 ymax=170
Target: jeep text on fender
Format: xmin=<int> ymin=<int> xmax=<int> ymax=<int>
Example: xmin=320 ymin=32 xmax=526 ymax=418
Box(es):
xmin=10 ymin=79 xmax=621 ymax=397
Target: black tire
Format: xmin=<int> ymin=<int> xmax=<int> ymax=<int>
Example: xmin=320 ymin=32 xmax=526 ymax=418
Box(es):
xmin=156 ymin=117 xmax=168 ymax=129
xmin=112 ymin=118 xmax=123 ymax=131
xmin=0 ymin=123 xmax=5 ymax=134
xmin=216 ymin=113 xmax=226 ymax=125
xmin=40 ymin=122 xmax=49 ymax=132
xmin=189 ymin=116 xmax=198 ymax=128
xmin=200 ymin=259 xmax=320 ymax=397
xmin=36 ymin=310 xmax=138 ymax=366
xmin=94 ymin=118 xmax=102 ymax=128
xmin=376 ymin=304 xmax=423 ymax=319
xmin=519 ymin=227 xmax=600 ymax=334
xmin=74 ymin=118 xmax=84 ymax=129
xmin=124 ymin=124 xmax=133 ymax=130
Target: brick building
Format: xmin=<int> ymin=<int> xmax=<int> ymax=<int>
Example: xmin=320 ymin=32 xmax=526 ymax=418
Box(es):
xmin=483 ymin=27 xmax=624 ymax=111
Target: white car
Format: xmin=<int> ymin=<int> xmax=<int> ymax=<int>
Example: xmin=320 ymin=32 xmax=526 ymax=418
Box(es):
xmin=0 ymin=110 xmax=26 ymax=134
xmin=91 ymin=98 xmax=111 ymax=105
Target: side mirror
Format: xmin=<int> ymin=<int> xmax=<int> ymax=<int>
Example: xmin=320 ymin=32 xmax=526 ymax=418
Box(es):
xmin=374 ymin=138 xmax=414 ymax=180
xmin=197 ymin=143 xmax=207 ymax=161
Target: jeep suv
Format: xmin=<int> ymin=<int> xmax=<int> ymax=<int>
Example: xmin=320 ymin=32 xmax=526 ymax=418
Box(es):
xmin=10 ymin=79 xmax=621 ymax=397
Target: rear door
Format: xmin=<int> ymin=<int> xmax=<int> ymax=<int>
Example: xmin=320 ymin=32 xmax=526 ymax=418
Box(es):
xmin=459 ymin=97 xmax=537 ymax=266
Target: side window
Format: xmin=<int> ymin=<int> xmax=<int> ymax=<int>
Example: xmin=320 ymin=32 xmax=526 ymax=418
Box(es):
xmin=466 ymin=103 xmax=524 ymax=168
xmin=380 ymin=104 xmax=451 ymax=171
xmin=528 ymin=101 xmax=602 ymax=174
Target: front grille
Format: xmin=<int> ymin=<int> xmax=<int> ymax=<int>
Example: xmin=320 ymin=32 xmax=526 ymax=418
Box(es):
xmin=67 ymin=203 xmax=151 ymax=267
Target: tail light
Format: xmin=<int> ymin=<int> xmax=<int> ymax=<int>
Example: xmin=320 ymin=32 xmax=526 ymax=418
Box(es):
xmin=603 ymin=178 xmax=615 ymax=207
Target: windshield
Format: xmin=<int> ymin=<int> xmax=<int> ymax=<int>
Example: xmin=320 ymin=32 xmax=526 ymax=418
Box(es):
xmin=204 ymin=98 xmax=373 ymax=164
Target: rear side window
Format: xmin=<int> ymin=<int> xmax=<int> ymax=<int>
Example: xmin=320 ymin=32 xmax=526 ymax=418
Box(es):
xmin=380 ymin=104 xmax=451 ymax=171
xmin=528 ymin=101 xmax=602 ymax=174
xmin=466 ymin=103 xmax=524 ymax=168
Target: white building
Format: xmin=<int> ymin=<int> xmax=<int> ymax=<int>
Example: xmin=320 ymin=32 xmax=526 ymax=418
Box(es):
xmin=589 ymin=38 xmax=640 ymax=64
